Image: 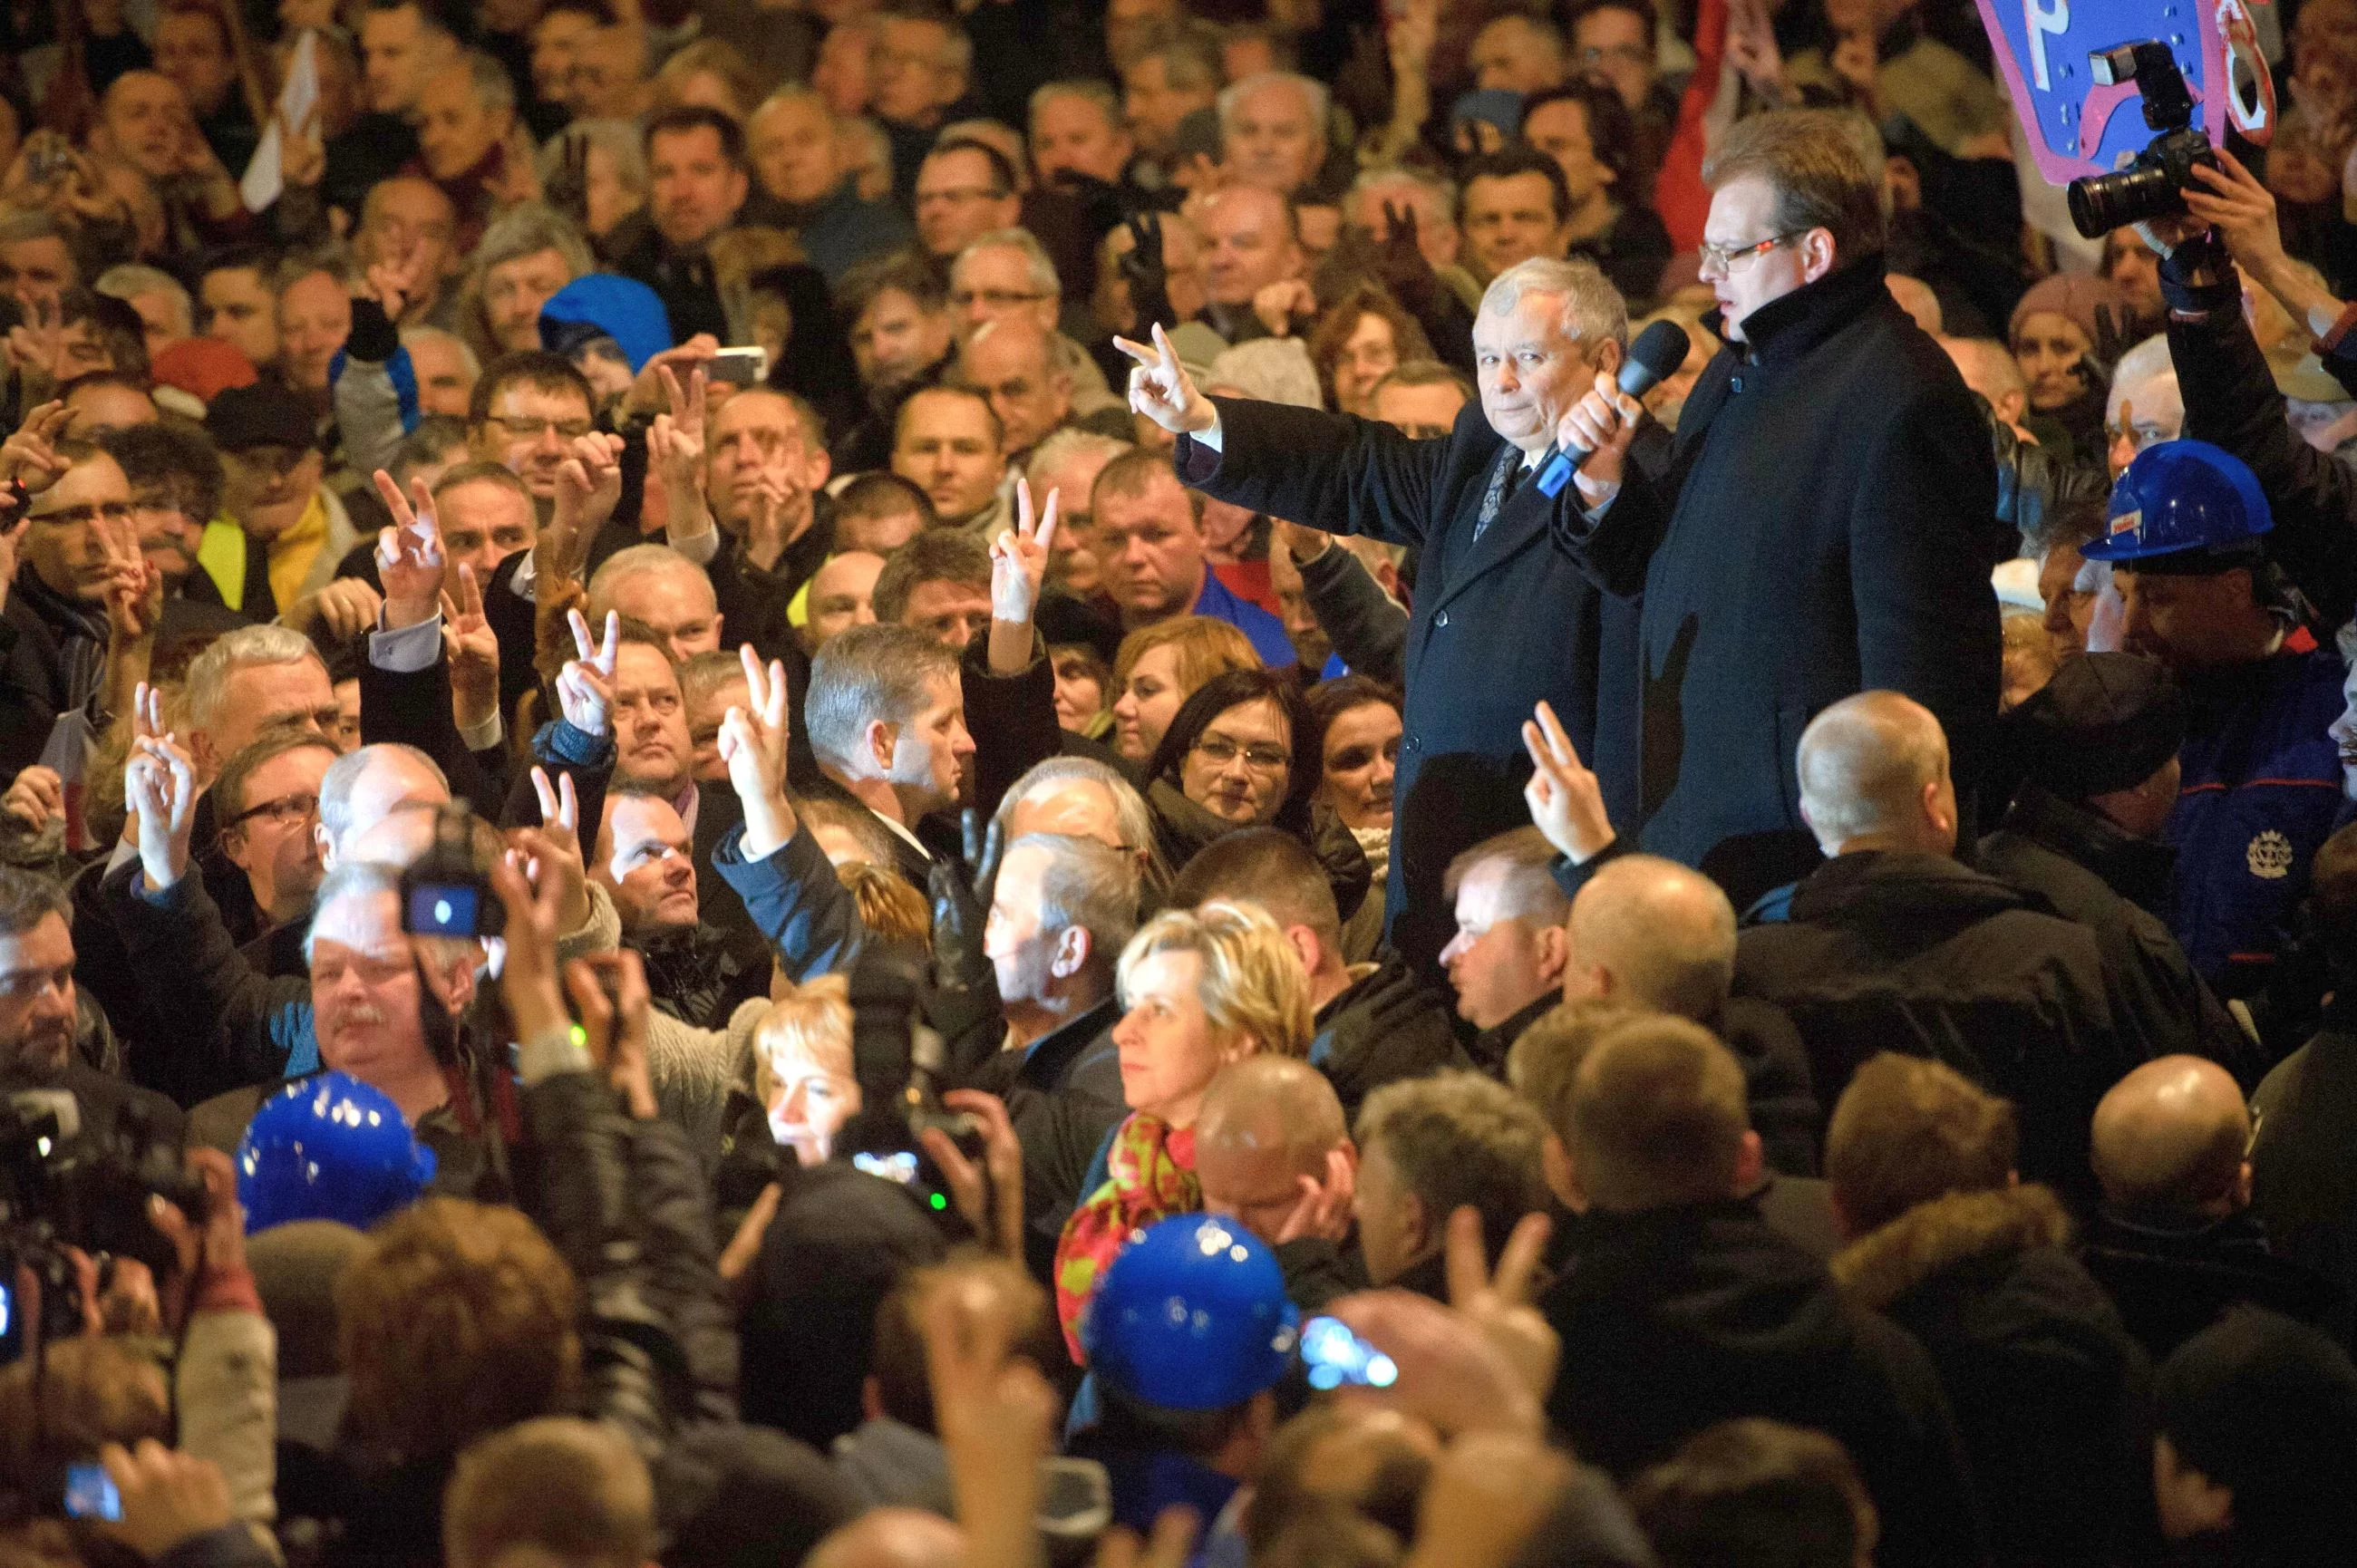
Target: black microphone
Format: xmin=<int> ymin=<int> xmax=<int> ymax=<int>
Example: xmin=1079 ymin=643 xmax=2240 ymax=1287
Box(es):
xmin=1536 ymin=317 xmax=1693 ymax=498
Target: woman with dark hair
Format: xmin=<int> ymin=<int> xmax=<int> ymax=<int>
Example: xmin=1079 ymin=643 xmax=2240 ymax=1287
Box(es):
xmin=1305 ymin=674 xmax=1403 ymax=958
xmin=748 ymin=262 xmax=864 ymax=442
xmin=1141 ymin=668 xmax=1372 ymax=917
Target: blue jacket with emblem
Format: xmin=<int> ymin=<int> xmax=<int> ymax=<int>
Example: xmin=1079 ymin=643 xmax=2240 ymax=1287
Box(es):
xmin=2168 ymin=637 xmax=2350 ymax=992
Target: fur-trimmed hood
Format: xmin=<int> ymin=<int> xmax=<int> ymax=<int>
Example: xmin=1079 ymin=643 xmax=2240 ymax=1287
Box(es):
xmin=1832 ymin=1183 xmax=2074 ymax=1312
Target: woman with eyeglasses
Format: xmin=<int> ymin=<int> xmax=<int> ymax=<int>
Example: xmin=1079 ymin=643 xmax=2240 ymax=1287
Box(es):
xmin=1138 ymin=667 xmax=1376 ymax=926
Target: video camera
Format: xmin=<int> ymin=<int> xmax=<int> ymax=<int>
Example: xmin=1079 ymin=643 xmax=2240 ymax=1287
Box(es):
xmin=402 ymin=800 xmax=503 ymax=941
xmin=0 ymin=1090 xmax=208 ymax=1362
xmin=2068 ymin=42 xmax=2216 ymax=237
xmin=839 ymin=947 xmax=989 ymax=1231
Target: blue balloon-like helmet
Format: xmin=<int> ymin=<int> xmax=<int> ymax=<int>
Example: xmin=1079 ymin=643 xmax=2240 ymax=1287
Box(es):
xmin=2083 ymin=439 xmax=2274 ymax=565
xmin=1082 ymin=1215 xmax=1299 ymax=1410
xmin=237 ymin=1072 xmax=436 ymax=1235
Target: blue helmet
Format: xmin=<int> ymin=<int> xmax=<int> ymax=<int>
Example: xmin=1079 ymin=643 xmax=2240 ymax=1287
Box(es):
xmin=2082 ymin=440 xmax=2274 ymax=563
xmin=1083 ymin=1215 xmax=1299 ymax=1410
xmin=238 ymin=1073 xmax=436 ymax=1235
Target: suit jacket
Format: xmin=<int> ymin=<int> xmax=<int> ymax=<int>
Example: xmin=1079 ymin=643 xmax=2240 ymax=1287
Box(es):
xmin=1175 ymin=397 xmax=1653 ymax=972
xmin=1555 ymin=259 xmax=2002 ymax=905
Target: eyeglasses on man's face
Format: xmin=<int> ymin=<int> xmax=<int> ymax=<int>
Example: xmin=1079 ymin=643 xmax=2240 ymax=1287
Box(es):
xmin=1696 ymin=232 xmax=1798 ymax=276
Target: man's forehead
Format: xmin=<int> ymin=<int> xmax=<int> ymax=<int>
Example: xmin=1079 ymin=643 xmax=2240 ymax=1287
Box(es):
xmin=1235 ymin=82 xmax=1310 ymax=123
xmin=955 ymin=247 xmax=1030 ymax=286
xmin=490 ymin=381 xmax=590 ymax=419
xmin=616 ymin=641 xmax=688 ymax=684
xmin=907 ymin=576 xmax=991 ymax=610
xmin=314 ymin=888 xmax=406 ymax=950
xmin=373 ymin=182 xmax=454 ymax=226
xmin=609 ymin=792 xmax=688 ymax=840
xmin=713 ymin=392 xmax=800 ymax=440
xmin=253 ymin=745 xmax=335 ymax=792
xmin=614 ymin=566 xmax=714 ymax=615
xmin=35 ymin=455 xmax=131 ymax=510
xmin=230 ymin=655 xmax=333 ymax=704
xmin=441 ymin=480 xmax=535 ymax=529
xmin=903 ymin=395 xmax=994 ymax=441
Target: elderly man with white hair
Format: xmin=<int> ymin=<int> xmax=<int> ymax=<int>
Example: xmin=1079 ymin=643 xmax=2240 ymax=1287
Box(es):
xmin=1218 ymin=71 xmax=1340 ymax=201
xmin=1123 ymin=254 xmax=1667 ymax=971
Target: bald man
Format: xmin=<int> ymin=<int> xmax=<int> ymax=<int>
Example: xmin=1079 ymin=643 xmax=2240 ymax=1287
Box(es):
xmin=2083 ymin=1055 xmax=2340 ymax=1359
xmin=1734 ymin=692 xmax=2144 ymax=1195
xmin=1939 ymin=337 xmax=2032 ymax=440
xmin=805 ymin=1509 xmax=967 ymax=1568
xmin=1196 ymin=1056 xmax=1358 ymax=1309
xmin=1563 ymin=854 xmax=1818 ymax=1174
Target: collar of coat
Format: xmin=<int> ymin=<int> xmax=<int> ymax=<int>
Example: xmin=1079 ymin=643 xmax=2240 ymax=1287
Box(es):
xmin=1705 ymin=252 xmax=1894 ymax=368
xmin=1831 ymin=1182 xmax=2072 ymax=1312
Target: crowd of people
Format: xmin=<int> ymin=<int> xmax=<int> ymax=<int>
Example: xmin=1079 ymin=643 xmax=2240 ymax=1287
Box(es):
xmin=4 ymin=0 xmax=2357 ymax=1563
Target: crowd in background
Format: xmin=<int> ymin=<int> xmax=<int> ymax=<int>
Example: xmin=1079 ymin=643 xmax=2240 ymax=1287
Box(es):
xmin=3 ymin=0 xmax=2357 ymax=1563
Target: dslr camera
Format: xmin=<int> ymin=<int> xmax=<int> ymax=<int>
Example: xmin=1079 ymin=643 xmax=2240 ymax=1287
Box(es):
xmin=402 ymin=801 xmax=502 ymax=939
xmin=2068 ymin=41 xmax=2216 ymax=237
xmin=0 ymin=1090 xmax=208 ymax=1362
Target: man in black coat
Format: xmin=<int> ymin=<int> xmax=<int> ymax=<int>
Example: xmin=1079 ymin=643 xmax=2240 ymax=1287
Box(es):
xmin=1559 ymin=850 xmax=1819 ymax=1175
xmin=1734 ymin=692 xmax=2146 ymax=1198
xmin=1123 ymin=256 xmax=1663 ymax=973
xmin=2087 ymin=1054 xmax=2342 ymax=1360
xmin=1980 ymin=653 xmax=2258 ymax=1079
xmin=1827 ymin=1053 xmax=2154 ymax=1568
xmin=1541 ymin=1015 xmax=1989 ymax=1567
xmin=1556 ymin=109 xmax=2001 ymax=906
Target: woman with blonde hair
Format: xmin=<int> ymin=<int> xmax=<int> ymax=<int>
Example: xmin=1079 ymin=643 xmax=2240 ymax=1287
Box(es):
xmin=1110 ymin=615 xmax=1259 ymax=763
xmin=1052 ymin=900 xmax=1312 ymax=1350
xmin=748 ymin=975 xmax=859 ymax=1166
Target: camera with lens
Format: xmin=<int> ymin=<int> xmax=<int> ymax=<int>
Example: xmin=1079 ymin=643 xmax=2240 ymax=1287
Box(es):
xmin=841 ymin=947 xmax=988 ymax=1230
xmin=0 ymin=1091 xmax=209 ymax=1362
xmin=402 ymin=800 xmax=502 ymax=940
xmin=2068 ymin=41 xmax=2216 ymax=237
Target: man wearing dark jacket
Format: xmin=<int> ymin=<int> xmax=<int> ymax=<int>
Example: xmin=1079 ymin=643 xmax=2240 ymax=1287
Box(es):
xmin=1541 ymin=1015 xmax=1989 ymax=1567
xmin=2249 ymin=823 xmax=2357 ymax=1332
xmin=1165 ymin=829 xmax=1466 ymax=1121
xmin=615 ymin=107 xmax=749 ymax=347
xmin=1556 ymin=110 xmax=2001 ymax=906
xmin=1734 ymin=692 xmax=2145 ymax=1196
xmin=1559 ymin=851 xmax=1819 ymax=1175
xmin=2088 ymin=1054 xmax=2342 ymax=1360
xmin=1980 ymin=652 xmax=2258 ymax=1078
xmin=1130 ymin=253 xmax=1659 ymax=973
xmin=1826 ymin=1052 xmax=2152 ymax=1568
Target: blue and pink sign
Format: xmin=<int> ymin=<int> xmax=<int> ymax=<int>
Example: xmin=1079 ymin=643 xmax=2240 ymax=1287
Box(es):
xmin=1974 ymin=0 xmax=2275 ymax=186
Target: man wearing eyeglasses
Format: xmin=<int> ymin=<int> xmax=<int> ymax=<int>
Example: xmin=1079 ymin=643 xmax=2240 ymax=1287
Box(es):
xmin=466 ymin=352 xmax=600 ymax=508
xmin=1555 ymin=109 xmax=2000 ymax=906
xmin=206 ymin=382 xmax=360 ymax=621
xmin=213 ymin=730 xmax=337 ymax=934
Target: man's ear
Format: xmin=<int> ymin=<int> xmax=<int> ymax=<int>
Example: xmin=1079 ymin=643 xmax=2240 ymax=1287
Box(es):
xmin=712 ymin=609 xmax=725 ymax=644
xmin=1400 ymin=1189 xmax=1432 ymax=1260
xmin=1731 ymin=1128 xmax=1763 ymax=1198
xmin=1532 ymin=919 xmax=1568 ymax=987
xmin=1051 ymin=924 xmax=1091 ymax=979
xmin=1283 ymin=923 xmax=1322 ymax=982
xmin=1799 ymin=227 xmax=1838 ymax=283
xmin=804 ymin=444 xmax=833 ymax=492
xmin=190 ymin=730 xmax=220 ymax=782
xmin=1541 ymin=1133 xmax=1583 ymax=1212
xmin=865 ymin=717 xmax=899 ymax=774
xmin=1592 ymin=334 xmax=1625 ymax=380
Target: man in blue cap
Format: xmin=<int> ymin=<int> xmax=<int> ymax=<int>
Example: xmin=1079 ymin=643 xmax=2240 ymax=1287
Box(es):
xmin=1076 ymin=1214 xmax=1300 ymax=1544
xmin=2084 ymin=440 xmax=2349 ymax=1004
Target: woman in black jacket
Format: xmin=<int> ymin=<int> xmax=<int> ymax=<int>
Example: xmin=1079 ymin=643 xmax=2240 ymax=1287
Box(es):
xmin=1139 ymin=669 xmax=1370 ymax=917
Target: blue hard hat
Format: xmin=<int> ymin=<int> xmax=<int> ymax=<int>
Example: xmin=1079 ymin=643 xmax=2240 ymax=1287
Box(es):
xmin=1082 ymin=1215 xmax=1299 ymax=1410
xmin=237 ymin=1073 xmax=436 ymax=1235
xmin=2082 ymin=440 xmax=2274 ymax=563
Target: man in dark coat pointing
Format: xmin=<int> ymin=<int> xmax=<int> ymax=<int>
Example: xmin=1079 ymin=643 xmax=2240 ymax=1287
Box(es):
xmin=1119 ymin=256 xmax=1665 ymax=973
xmin=1557 ymin=110 xmax=2003 ymax=905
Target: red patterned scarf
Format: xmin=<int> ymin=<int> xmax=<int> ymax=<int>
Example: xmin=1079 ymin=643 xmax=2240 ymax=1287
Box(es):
xmin=1053 ymin=1112 xmax=1200 ymax=1360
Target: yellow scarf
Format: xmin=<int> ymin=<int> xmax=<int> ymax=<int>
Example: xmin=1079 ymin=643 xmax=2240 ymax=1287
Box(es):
xmin=267 ymin=491 xmax=329 ymax=616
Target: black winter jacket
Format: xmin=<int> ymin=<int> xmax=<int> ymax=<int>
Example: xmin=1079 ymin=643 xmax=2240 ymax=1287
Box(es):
xmin=1980 ymin=786 xmax=2258 ymax=1082
xmin=1541 ymin=1195 xmax=1991 ymax=1568
xmin=1311 ymin=953 xmax=1468 ymax=1121
xmin=1834 ymin=1184 xmax=2155 ymax=1567
xmin=1736 ymin=850 xmax=2145 ymax=1196
xmin=1554 ymin=260 xmax=2001 ymax=905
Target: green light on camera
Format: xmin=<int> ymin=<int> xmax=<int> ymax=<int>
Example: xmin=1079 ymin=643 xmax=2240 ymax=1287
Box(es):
xmin=929 ymin=1193 xmax=946 ymax=1211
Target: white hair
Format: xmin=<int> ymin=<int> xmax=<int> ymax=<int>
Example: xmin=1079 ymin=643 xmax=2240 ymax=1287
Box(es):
xmin=1217 ymin=72 xmax=1329 ymax=137
xmin=95 ymin=265 xmax=191 ymax=336
xmin=1480 ymin=256 xmax=1629 ymax=353
xmin=186 ymin=624 xmax=325 ymax=735
xmin=401 ymin=325 xmax=481 ymax=380
xmin=955 ymin=227 xmax=1061 ymax=300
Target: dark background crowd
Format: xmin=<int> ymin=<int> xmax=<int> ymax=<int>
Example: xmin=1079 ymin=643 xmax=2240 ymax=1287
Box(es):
xmin=1 ymin=0 xmax=2357 ymax=1563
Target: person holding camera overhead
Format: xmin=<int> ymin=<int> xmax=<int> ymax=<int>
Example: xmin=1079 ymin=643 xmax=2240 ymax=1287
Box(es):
xmin=1554 ymin=110 xmax=2003 ymax=907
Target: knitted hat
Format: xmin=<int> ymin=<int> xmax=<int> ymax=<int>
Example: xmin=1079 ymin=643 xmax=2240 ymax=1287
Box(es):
xmin=2156 ymin=1305 xmax=2357 ymax=1553
xmin=152 ymin=336 xmax=259 ymax=404
xmin=2000 ymin=652 xmax=2185 ymax=799
xmin=2009 ymin=273 xmax=2130 ymax=348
